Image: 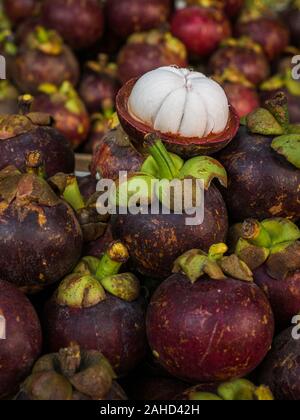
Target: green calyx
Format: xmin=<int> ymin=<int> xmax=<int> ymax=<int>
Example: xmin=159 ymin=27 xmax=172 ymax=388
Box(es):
xmin=28 ymin=26 xmax=63 ymax=55
xmin=173 ymin=243 xmax=253 ymax=284
xmin=190 ymin=379 xmax=273 ymax=401
xmin=38 ymin=82 xmax=85 ymax=115
xmin=58 ymin=242 xmax=140 ymax=307
xmin=246 ymin=93 xmax=300 ymax=168
xmin=232 ymin=218 xmax=300 ymax=278
xmin=86 ymin=54 xmax=118 ymax=78
xmin=113 ymin=135 xmax=227 ymax=209
xmin=0 ymin=28 xmax=17 ymax=56
xmin=49 ymin=173 xmax=85 ymax=212
xmin=220 ymin=36 xmax=263 ymax=55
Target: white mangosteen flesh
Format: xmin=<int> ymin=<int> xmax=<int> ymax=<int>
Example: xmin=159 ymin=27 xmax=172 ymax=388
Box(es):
xmin=128 ymin=66 xmax=230 ymax=138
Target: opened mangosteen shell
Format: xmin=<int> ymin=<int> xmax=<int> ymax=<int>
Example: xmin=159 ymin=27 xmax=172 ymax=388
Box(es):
xmin=147 ymin=273 xmax=274 ymax=383
xmin=0 ymin=126 xmax=75 ymax=177
xmin=0 ymin=280 xmax=42 ymax=398
xmin=116 ymin=78 xmax=240 ymax=158
xmin=218 ymin=126 xmax=300 ymax=222
xmin=259 ymin=327 xmax=300 ymax=400
xmin=111 ymin=185 xmax=228 ymax=279
xmin=44 ymin=294 xmax=147 ymax=376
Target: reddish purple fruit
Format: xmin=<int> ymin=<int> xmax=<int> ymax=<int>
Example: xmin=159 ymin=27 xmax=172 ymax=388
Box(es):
xmin=259 ymin=326 xmax=300 ymax=400
xmin=186 ymin=0 xmax=244 ymax=19
xmin=222 ymin=82 xmax=260 ymax=118
xmin=0 ymin=280 xmax=42 ymax=398
xmin=44 ymin=242 xmax=147 ymax=376
xmin=3 ymin=0 xmax=36 ymax=24
xmin=171 ymin=6 xmax=232 ymax=57
xmin=41 ymin=0 xmax=104 ymax=50
xmin=117 ymin=30 xmax=188 ymax=84
xmin=147 ymin=246 xmax=274 ymax=383
xmin=106 ymin=0 xmax=171 ymax=39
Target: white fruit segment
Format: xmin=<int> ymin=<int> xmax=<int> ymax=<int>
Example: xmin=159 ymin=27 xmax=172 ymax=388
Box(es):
xmin=128 ymin=66 xmax=230 ymax=138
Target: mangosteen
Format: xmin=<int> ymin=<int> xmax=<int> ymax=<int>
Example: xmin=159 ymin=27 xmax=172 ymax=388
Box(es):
xmin=236 ymin=8 xmax=290 ymax=61
xmin=186 ymin=0 xmax=244 ymax=19
xmin=259 ymin=325 xmax=300 ymax=400
xmin=83 ymin=225 xmax=114 ymax=259
xmin=3 ymin=0 xmax=37 ymax=24
xmin=0 ymin=163 xmax=83 ymax=294
xmin=116 ymin=66 xmax=240 ymax=158
xmin=218 ymin=93 xmax=300 ymax=221
xmin=0 ymin=80 xmax=19 ymax=114
xmin=0 ymin=95 xmax=75 ymax=177
xmin=111 ymin=135 xmax=229 ymax=278
xmin=44 ymin=241 xmax=147 ymax=376
xmin=213 ymin=69 xmax=260 ymax=118
xmin=41 ymin=0 xmax=104 ymax=50
xmin=171 ymin=6 xmax=232 ymax=58
xmin=260 ymin=69 xmax=300 ymax=124
xmin=282 ymin=0 xmax=300 ymax=47
xmin=117 ymin=30 xmax=188 ymax=85
xmin=79 ymin=55 xmax=120 ymax=115
xmin=209 ymin=37 xmax=270 ymax=86
xmin=15 ymin=343 xmax=127 ymax=400
xmin=177 ymin=379 xmax=273 ymax=400
xmin=83 ymin=113 xmax=114 ymax=155
xmin=11 ymin=26 xmax=80 ymax=95
xmin=78 ymin=175 xmax=98 ymax=202
xmin=146 ymin=244 xmax=274 ymax=383
xmin=32 ymin=82 xmax=90 ymax=150
xmin=91 ymin=123 xmax=144 ymax=181
xmin=230 ymin=218 xmax=300 ymax=330
xmin=0 ymin=280 xmax=42 ymax=398
xmin=106 ymin=0 xmax=171 ymax=39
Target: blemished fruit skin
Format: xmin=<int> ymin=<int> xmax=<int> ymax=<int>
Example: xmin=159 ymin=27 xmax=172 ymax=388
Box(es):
xmin=0 ymin=280 xmax=42 ymax=399
xmin=147 ymin=274 xmax=274 ymax=383
xmin=259 ymin=327 xmax=300 ymax=400
xmin=44 ymin=295 xmax=147 ymax=376
xmin=171 ymin=7 xmax=232 ymax=57
xmin=218 ymin=126 xmax=300 ymax=222
xmin=41 ymin=0 xmax=104 ymax=50
xmin=111 ymin=186 xmax=228 ymax=279
xmin=254 ymin=267 xmax=300 ymax=331
xmin=106 ymin=0 xmax=171 ymax=39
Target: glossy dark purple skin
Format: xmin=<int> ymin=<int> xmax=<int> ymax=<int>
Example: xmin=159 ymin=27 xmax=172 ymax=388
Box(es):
xmin=106 ymin=0 xmax=171 ymax=39
xmin=260 ymin=89 xmax=300 ymax=125
xmin=0 ymin=127 xmax=75 ymax=177
xmin=3 ymin=0 xmax=36 ymax=24
xmin=0 ymin=280 xmax=42 ymax=398
xmin=259 ymin=327 xmax=300 ymax=400
xmin=78 ymin=175 xmax=98 ymax=201
xmin=44 ymin=295 xmax=147 ymax=376
xmin=41 ymin=0 xmax=104 ymax=50
xmin=0 ymin=201 xmax=83 ymax=294
xmin=111 ymin=185 xmax=228 ymax=279
xmin=254 ymin=266 xmax=300 ymax=331
xmin=147 ymin=274 xmax=274 ymax=383
xmin=218 ymin=126 xmax=300 ymax=222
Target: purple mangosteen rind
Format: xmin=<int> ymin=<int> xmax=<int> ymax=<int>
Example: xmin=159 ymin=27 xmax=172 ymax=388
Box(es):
xmin=116 ymin=78 xmax=240 ymax=159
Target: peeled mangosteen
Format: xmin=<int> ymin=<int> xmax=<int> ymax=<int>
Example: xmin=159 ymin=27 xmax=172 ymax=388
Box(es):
xmin=11 ymin=26 xmax=80 ymax=95
xmin=0 ymin=96 xmax=75 ymax=177
xmin=0 ymin=280 xmax=42 ymax=398
xmin=106 ymin=0 xmax=171 ymax=39
xmin=230 ymin=218 xmax=300 ymax=330
xmin=44 ymin=241 xmax=147 ymax=376
xmin=147 ymin=244 xmax=274 ymax=383
xmin=0 ymin=163 xmax=83 ymax=294
xmin=117 ymin=66 xmax=240 ymax=158
xmin=236 ymin=10 xmax=289 ymax=61
xmin=3 ymin=0 xmax=37 ymax=24
xmin=111 ymin=136 xmax=229 ymax=278
xmin=259 ymin=325 xmax=300 ymax=400
xmin=41 ymin=0 xmax=104 ymax=50
xmin=176 ymin=379 xmax=273 ymax=400
xmin=117 ymin=30 xmax=188 ymax=85
xmin=79 ymin=55 xmax=120 ymax=115
xmin=171 ymin=6 xmax=232 ymax=58
xmin=209 ymin=37 xmax=270 ymax=86
xmin=15 ymin=343 xmax=127 ymax=401
xmin=0 ymin=80 xmax=19 ymax=114
xmin=218 ymin=93 xmax=300 ymax=221
xmin=91 ymin=123 xmax=144 ymax=181
xmin=32 ymin=82 xmax=90 ymax=150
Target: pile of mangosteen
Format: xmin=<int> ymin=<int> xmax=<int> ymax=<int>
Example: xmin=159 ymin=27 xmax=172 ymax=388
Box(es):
xmin=0 ymin=0 xmax=300 ymax=402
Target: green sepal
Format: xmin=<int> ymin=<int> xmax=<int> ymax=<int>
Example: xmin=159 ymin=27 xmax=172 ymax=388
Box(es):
xmin=271 ymin=134 xmax=300 ymax=168
xmin=261 ymin=218 xmax=300 ymax=245
xmin=141 ymin=153 xmax=184 ymax=178
xmin=100 ymin=273 xmax=140 ymax=302
xmin=247 ymin=108 xmax=285 ymax=136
